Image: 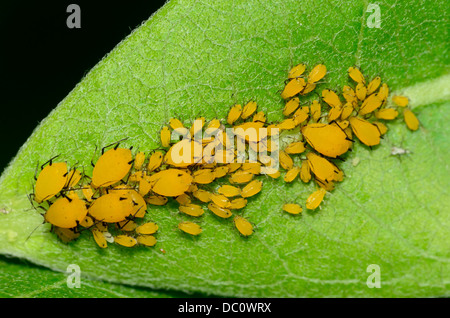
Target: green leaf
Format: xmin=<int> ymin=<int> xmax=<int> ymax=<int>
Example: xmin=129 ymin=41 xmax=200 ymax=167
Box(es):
xmin=0 ymin=0 xmax=448 ymax=297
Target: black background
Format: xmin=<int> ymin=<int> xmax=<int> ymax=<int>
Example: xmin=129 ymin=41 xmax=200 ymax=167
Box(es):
xmin=0 ymin=1 xmax=167 ymax=173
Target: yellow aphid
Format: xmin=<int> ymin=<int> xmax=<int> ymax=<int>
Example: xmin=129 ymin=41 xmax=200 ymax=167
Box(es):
xmin=213 ymin=166 xmax=229 ymax=179
xmin=241 ymin=101 xmax=258 ymax=120
xmin=233 ymin=121 xmax=266 ymax=142
xmin=300 ymin=160 xmax=311 ymax=183
xmin=355 ymin=83 xmax=367 ymax=101
xmin=160 ymin=126 xmax=171 ymax=148
xmin=115 ymin=235 xmax=137 ymax=248
xmin=53 ymin=227 xmax=80 ymax=243
xmin=210 ymin=193 xmax=231 ymax=208
xmin=340 ymin=103 xmax=354 ymax=120
xmin=306 ymin=152 xmax=341 ymax=182
xmin=147 ymin=169 xmax=193 ymax=197
xmin=283 ymin=97 xmax=300 ymax=116
xmin=233 ymin=216 xmax=253 ymax=237
xmin=137 ymin=235 xmax=157 ymax=247
xmin=376 ymin=83 xmax=389 ymax=102
xmin=322 ymin=89 xmax=342 ymax=108
xmin=327 ymin=105 xmax=343 ymax=122
xmin=205 ymin=118 xmax=221 ymax=134
xmin=315 ymin=177 xmax=335 ymax=191
xmin=349 ymin=117 xmax=381 ymax=146
xmin=241 ymin=180 xmax=263 ymax=198
xmin=279 ymin=150 xmax=294 ymax=170
xmin=145 ymin=195 xmax=168 ymax=206
xmin=229 ymin=197 xmax=248 ymax=210
xmin=134 ymin=152 xmax=146 ymax=170
xmin=284 ymin=166 xmax=300 ymax=183
xmin=359 ymin=94 xmax=383 ymax=115
xmin=147 ymin=151 xmax=164 ymax=172
xmin=135 ymin=222 xmax=159 ymax=235
xmin=403 ymin=109 xmax=420 ymax=131
xmin=229 ymin=170 xmax=254 ymax=184
xmin=165 ymin=139 xmax=203 ymax=167
xmin=301 ymin=123 xmax=352 ymax=158
xmin=208 ymin=202 xmax=232 ymax=218
xmin=227 ymin=104 xmax=242 ymax=125
xmin=284 ymin=141 xmax=306 ymax=155
xmin=301 ymin=82 xmax=316 ymax=95
xmin=392 ymin=95 xmax=409 ymax=107
xmin=266 ymin=170 xmax=281 ymax=179
xmin=82 ymin=186 xmax=95 ymax=202
xmin=241 ymin=162 xmax=261 ymax=175
xmin=375 ymin=108 xmax=399 ymax=120
xmin=79 ymin=215 xmax=94 ymax=228
xmin=192 ymin=189 xmax=212 ymax=203
xmin=281 ymin=77 xmax=306 ymax=100
xmin=292 ymin=107 xmax=309 ymax=126
xmin=92 ymin=228 xmax=108 ymax=248
xmin=367 ymin=76 xmax=381 ymax=95
xmin=138 ymin=175 xmax=153 ymax=197
xmin=117 ymin=219 xmax=137 ymax=232
xmin=120 ymin=189 xmax=147 ymax=218
xmin=178 ymin=221 xmax=202 ymax=236
xmin=306 ymin=188 xmax=327 ymax=210
xmin=307 ymin=64 xmax=327 ymax=83
xmin=92 ymin=147 xmax=132 ymax=188
xmin=310 ymin=100 xmax=321 ymax=122
xmin=34 ymin=161 xmax=68 ymax=203
xmin=283 ymin=203 xmax=302 ymax=215
xmin=335 ymin=120 xmax=349 ymax=130
xmin=176 ymin=193 xmax=192 ymax=205
xmin=288 ymin=63 xmax=306 ymax=79
xmin=218 ymin=185 xmax=241 ymax=197
xmin=342 ymin=85 xmax=356 ymax=103
xmin=278 ymin=118 xmax=296 ymax=130
xmin=373 ymin=122 xmax=388 ymax=135
xmin=252 ymin=111 xmax=266 ymax=123
xmin=348 ymin=66 xmax=365 ymax=84
xmin=190 ymin=117 xmax=205 ymax=137
xmin=179 ymin=203 xmax=204 ymax=217
xmin=45 ymin=196 xmax=88 ymax=229
xmin=169 ymin=118 xmax=185 ymax=130
xmin=192 ymin=169 xmax=216 ymax=184
xmin=65 ymin=169 xmax=82 ymax=188
xmin=88 ymin=192 xmax=134 ymax=223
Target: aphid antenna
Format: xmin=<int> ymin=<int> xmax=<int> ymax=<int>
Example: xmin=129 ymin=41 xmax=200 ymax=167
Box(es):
xmin=40 ymin=154 xmax=61 ymax=171
xmin=101 ymin=137 xmax=130 ymax=154
xmin=25 ymin=220 xmax=46 ymax=242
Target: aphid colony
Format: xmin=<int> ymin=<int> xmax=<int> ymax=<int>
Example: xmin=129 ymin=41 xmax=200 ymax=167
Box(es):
xmin=29 ymin=63 xmax=419 ymax=248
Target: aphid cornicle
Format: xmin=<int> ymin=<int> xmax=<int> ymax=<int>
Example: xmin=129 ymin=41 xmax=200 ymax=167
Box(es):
xmin=91 ymin=143 xmax=133 ymax=188
xmin=34 ymin=161 xmax=68 ymax=203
